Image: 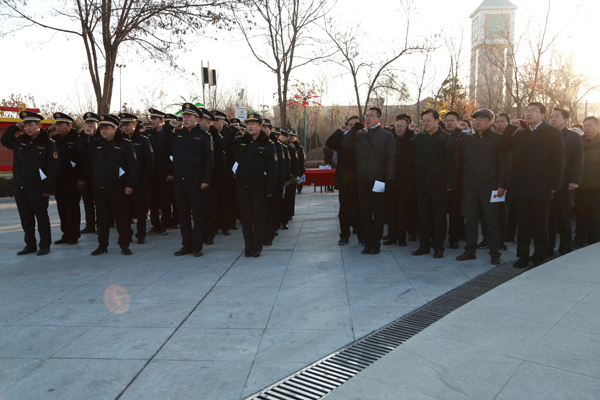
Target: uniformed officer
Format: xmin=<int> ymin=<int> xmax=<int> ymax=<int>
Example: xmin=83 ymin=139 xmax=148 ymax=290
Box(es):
xmin=77 ymin=112 xmax=99 ymax=234
xmin=145 ymin=108 xmax=168 ymax=235
xmin=50 ymin=112 xmax=84 ymax=245
xmin=160 ymin=103 xmax=214 ymax=257
xmin=281 ymin=129 xmax=299 ymax=229
xmin=210 ymin=109 xmax=231 ymax=236
xmin=161 ymin=113 xmax=180 ymax=230
xmin=88 ymin=114 xmax=137 ymax=255
xmin=263 ymin=123 xmax=289 ymax=245
xmin=224 ymin=118 xmax=243 ymax=230
xmin=290 ymin=130 xmax=306 ymax=195
xmin=1 ymin=111 xmax=59 ymax=255
xmin=120 ymin=112 xmax=154 ymax=244
xmin=225 ymin=113 xmax=277 ymax=257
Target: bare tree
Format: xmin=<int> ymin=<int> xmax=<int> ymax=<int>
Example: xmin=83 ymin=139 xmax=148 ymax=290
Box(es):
xmin=410 ymin=47 xmax=437 ymax=120
xmin=1 ymin=0 xmax=245 ymax=113
xmin=325 ymin=0 xmax=429 ymax=117
xmin=232 ymin=0 xmax=335 ymax=127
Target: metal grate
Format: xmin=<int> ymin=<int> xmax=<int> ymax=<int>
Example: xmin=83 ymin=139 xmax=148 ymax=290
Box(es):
xmin=245 ymin=262 xmax=526 ymax=400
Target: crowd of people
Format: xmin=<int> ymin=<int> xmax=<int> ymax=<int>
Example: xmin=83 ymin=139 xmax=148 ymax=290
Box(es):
xmin=1 ymin=105 xmax=306 ymax=258
xmin=326 ymin=104 xmax=600 ymax=268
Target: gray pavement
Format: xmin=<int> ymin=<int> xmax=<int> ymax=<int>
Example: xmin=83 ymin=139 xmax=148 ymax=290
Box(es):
xmin=325 ymin=243 xmax=600 ymax=400
xmin=0 ymin=190 xmax=518 ymax=399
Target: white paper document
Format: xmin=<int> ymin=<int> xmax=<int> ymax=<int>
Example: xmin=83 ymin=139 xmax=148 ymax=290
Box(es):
xmin=70 ymin=161 xmax=76 ymax=168
xmin=298 ymin=175 xmax=306 ymax=184
xmin=119 ymin=167 xmax=125 ymax=177
xmin=490 ymin=190 xmax=506 ymax=203
xmin=169 ymin=155 xmax=174 ymax=162
xmin=39 ymin=168 xmax=47 ymax=180
xmin=232 ymin=162 xmax=239 ymax=174
xmin=372 ymin=180 xmax=385 ymax=193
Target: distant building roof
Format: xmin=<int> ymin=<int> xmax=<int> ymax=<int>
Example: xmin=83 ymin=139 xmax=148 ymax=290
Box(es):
xmin=470 ymin=0 xmax=517 ymax=18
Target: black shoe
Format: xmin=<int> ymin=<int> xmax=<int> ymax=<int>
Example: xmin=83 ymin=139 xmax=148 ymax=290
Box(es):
xmin=383 ymin=239 xmax=396 ymax=246
xmin=222 ymin=230 xmax=230 ymax=236
xmin=281 ymin=224 xmax=289 ymax=230
xmin=91 ymin=247 xmax=108 ymax=256
xmin=449 ymin=241 xmax=459 ymax=249
xmin=253 ymin=252 xmax=261 ymax=258
xmin=338 ymin=238 xmax=349 ymax=245
xmin=193 ymin=249 xmax=203 ymax=257
xmin=264 ymin=241 xmax=273 ymax=246
xmin=433 ymin=249 xmax=444 ymax=259
xmin=205 ymin=239 xmax=214 ymax=245
xmin=174 ymin=248 xmax=193 ymax=256
xmin=412 ymin=247 xmax=430 ymax=256
xmin=37 ymin=248 xmax=50 ymax=256
xmin=80 ymin=226 xmax=95 ymax=234
xmin=370 ymin=247 xmax=380 ymax=255
xmin=121 ymin=247 xmax=132 ymax=255
xmin=54 ymin=238 xmax=68 ymax=244
xmin=68 ymin=239 xmax=78 ymax=245
xmin=147 ymin=227 xmax=161 ymax=235
xmin=17 ymin=247 xmax=37 ymax=255
xmin=398 ymin=240 xmax=407 ymax=247
xmin=245 ymin=251 xmax=253 ymax=257
xmin=513 ymin=258 xmax=530 ymax=269
xmin=531 ymin=258 xmax=545 ymax=268
xmin=137 ymin=238 xmax=146 ymax=245
xmin=362 ymin=246 xmax=372 ymax=254
xmin=500 ymin=243 xmax=508 ymax=251
xmin=161 ymin=229 xmax=169 ymax=235
xmin=477 ymin=240 xmax=488 ymax=249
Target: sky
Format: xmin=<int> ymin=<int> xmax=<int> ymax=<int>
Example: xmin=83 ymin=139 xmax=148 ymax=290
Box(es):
xmin=1 ymin=0 xmax=599 ymax=116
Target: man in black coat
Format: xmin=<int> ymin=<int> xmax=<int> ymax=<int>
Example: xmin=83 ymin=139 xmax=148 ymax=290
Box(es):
xmin=446 ymin=109 xmax=507 ymax=265
xmin=411 ymin=109 xmax=457 ymax=258
xmin=264 ymin=123 xmax=289 ymax=246
xmin=383 ymin=117 xmax=416 ymax=247
xmin=50 ymin=112 xmax=85 ymax=245
xmin=342 ymin=107 xmax=396 ymax=254
xmin=326 ymin=116 xmax=364 ymax=245
xmin=211 ymin=110 xmax=233 ymax=236
xmin=499 ymin=102 xmax=565 ymax=268
xmin=281 ymin=129 xmax=299 ymax=229
xmin=1 ymin=111 xmax=59 ymax=256
xmin=77 ymin=112 xmax=99 ymax=234
xmin=443 ymin=111 xmax=465 ymax=249
xmin=161 ymin=104 xmax=214 ymax=257
xmin=548 ymin=108 xmax=584 ymax=256
xmin=575 ymin=117 xmax=600 ymax=245
xmin=88 ymin=114 xmax=138 ymax=256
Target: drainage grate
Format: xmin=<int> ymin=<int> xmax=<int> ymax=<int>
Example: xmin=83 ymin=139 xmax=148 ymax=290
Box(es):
xmin=245 ymin=262 xmax=526 ymax=400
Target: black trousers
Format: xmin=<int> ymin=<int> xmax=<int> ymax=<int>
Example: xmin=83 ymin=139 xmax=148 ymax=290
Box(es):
xmin=55 ymin=180 xmax=81 ymax=241
xmin=548 ymin=189 xmax=574 ymax=254
xmin=237 ymin=185 xmax=268 ymax=253
xmin=175 ymin=179 xmax=207 ymax=251
xmin=514 ymin=197 xmax=552 ymax=262
xmin=339 ymin=190 xmax=362 ymax=241
xmin=447 ymin=188 xmax=465 ymax=242
xmin=463 ymin=188 xmax=501 ymax=257
xmin=217 ymin=179 xmax=232 ymax=232
xmin=126 ymin=182 xmax=148 ymax=239
xmin=385 ymin=191 xmax=413 ymax=243
xmin=417 ymin=186 xmax=448 ymax=250
xmin=205 ymin=182 xmax=219 ymax=240
xmin=265 ymin=187 xmax=283 ymax=243
xmin=281 ymin=183 xmax=296 ymax=224
xmin=148 ymin=171 xmax=166 ymax=230
xmin=81 ymin=178 xmax=96 ymax=228
xmin=575 ymin=188 xmax=600 ymax=244
xmin=357 ymin=179 xmax=386 ymax=248
xmin=14 ymin=186 xmax=51 ymax=249
xmin=499 ymin=191 xmax=516 ymax=241
xmin=94 ymin=185 xmax=131 ymax=249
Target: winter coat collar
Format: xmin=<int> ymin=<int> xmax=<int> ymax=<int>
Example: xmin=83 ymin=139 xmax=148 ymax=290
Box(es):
xmin=242 ymin=131 xmax=270 ymax=144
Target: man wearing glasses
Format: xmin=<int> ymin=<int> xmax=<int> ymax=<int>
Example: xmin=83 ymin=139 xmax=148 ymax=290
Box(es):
xmin=446 ymin=109 xmax=507 ymax=265
xmin=343 ymin=107 xmax=396 ymax=254
xmin=499 ymin=102 xmax=565 ymax=268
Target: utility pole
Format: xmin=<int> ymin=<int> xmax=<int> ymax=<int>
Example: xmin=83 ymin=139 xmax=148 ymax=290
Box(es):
xmin=201 ymin=60 xmax=206 ymax=106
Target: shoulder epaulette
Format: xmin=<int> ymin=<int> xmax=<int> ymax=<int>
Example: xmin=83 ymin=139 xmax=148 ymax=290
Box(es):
xmin=124 ymin=138 xmax=131 ymax=142
xmin=49 ymin=138 xmax=55 ymax=142
xmin=141 ymin=134 xmax=149 ymax=139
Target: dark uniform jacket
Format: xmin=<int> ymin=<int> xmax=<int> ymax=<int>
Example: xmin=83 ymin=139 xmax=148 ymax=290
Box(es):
xmin=53 ymin=128 xmax=85 ymax=184
xmin=559 ymin=127 xmax=584 ymax=190
xmin=1 ymin=126 xmax=59 ymax=192
xmin=89 ymin=130 xmax=137 ymax=189
xmin=232 ymin=131 xmax=278 ymax=195
xmin=292 ymin=142 xmax=306 ymax=176
xmin=209 ymin=126 xmax=226 ymax=184
xmin=498 ymin=121 xmax=565 ymax=200
xmin=411 ymin=128 xmax=456 ymax=190
xmin=286 ymin=142 xmax=300 ymax=178
xmin=580 ymin=134 xmax=600 ymax=189
xmin=342 ymin=125 xmax=396 ymax=182
xmin=446 ymin=128 xmax=507 ymax=192
xmin=270 ymin=133 xmax=290 ymax=188
xmin=387 ymin=129 xmax=417 ymax=194
xmin=143 ymin=126 xmax=163 ymax=171
xmin=325 ymin=129 xmax=359 ymax=193
xmin=127 ymin=130 xmax=154 ymax=186
xmin=160 ymin=124 xmax=214 ymax=184
xmin=76 ymin=130 xmax=95 ymax=181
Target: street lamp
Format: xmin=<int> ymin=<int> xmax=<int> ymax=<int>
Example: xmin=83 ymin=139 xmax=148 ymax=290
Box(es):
xmin=116 ymin=63 xmax=126 ymax=111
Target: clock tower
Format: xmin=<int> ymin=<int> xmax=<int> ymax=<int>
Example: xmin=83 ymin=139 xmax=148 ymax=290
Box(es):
xmin=469 ymin=0 xmax=517 ymax=111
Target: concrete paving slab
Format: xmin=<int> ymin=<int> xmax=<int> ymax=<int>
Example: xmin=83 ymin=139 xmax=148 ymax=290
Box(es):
xmin=241 ymin=361 xmax=308 ymax=398
xmin=13 ymin=302 xmax=112 ymax=327
xmin=267 ymin=305 xmax=352 ymax=330
xmin=0 ymin=358 xmax=45 ymax=392
xmin=582 ymin=285 xmax=600 ymax=306
xmin=96 ymin=302 xmax=196 ymax=328
xmin=184 ymin=304 xmax=273 ymax=329
xmin=0 ymin=325 xmax=88 ymax=358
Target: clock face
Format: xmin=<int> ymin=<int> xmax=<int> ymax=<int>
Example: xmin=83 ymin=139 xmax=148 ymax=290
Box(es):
xmin=486 ymin=15 xmax=509 ymax=38
xmin=472 ymin=19 xmax=478 ymax=43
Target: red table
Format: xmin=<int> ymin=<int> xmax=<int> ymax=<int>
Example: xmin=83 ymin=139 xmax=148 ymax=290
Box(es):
xmin=301 ymin=168 xmax=336 ymax=192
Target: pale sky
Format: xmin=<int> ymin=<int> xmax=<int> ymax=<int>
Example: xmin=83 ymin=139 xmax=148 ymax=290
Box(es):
xmin=1 ymin=0 xmax=599 ymax=115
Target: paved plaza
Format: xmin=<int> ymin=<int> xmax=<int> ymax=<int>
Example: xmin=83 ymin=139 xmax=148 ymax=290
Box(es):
xmin=1 ymin=189 xmax=521 ymax=399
